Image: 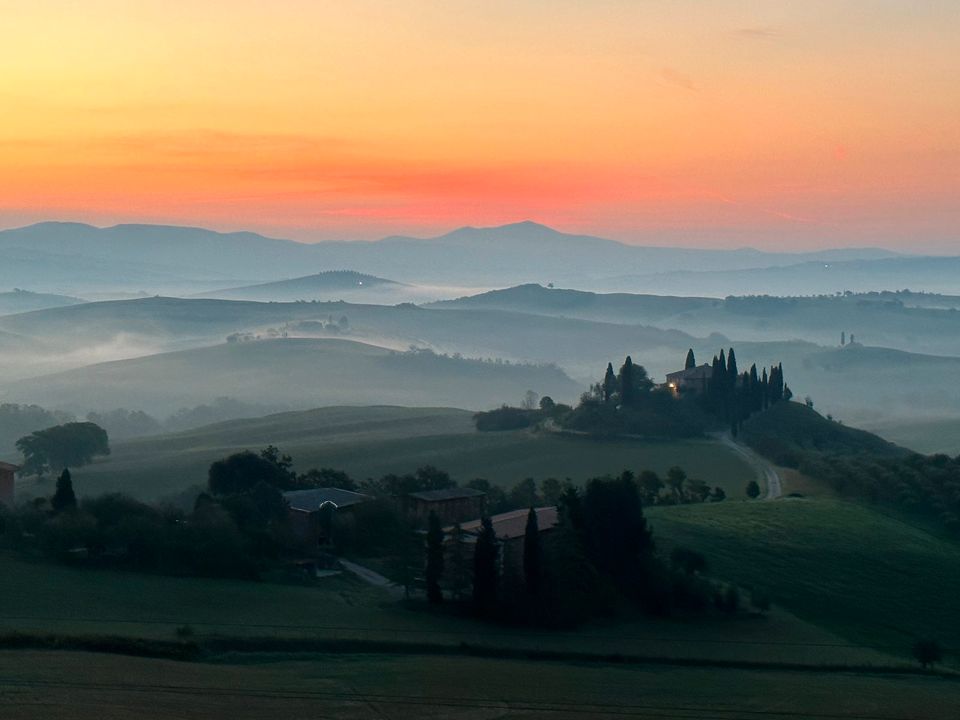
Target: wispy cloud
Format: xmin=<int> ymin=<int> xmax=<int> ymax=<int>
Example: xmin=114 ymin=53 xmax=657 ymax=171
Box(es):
xmin=734 ymin=26 xmax=780 ymax=41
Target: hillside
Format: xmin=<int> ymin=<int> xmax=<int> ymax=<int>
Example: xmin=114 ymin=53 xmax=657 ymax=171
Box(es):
xmin=1 ymin=338 xmax=581 ymax=416
xmin=50 ymin=405 xmax=758 ymax=501
xmin=194 ymin=270 xmax=403 ymax=302
xmin=0 ymin=296 xmax=700 ymax=381
xmin=648 ymin=498 xmax=960 ymax=655
xmin=0 ymin=289 xmax=85 ymax=315
xmin=436 ymin=284 xmax=960 ymax=356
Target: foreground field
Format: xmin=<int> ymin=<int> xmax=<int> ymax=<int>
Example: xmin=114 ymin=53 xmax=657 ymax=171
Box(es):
xmin=0 ymin=550 xmax=885 ymax=666
xmin=648 ymin=497 xmax=960 ymax=656
xmin=2 ymin=650 xmax=958 ymax=719
xmin=50 ymin=406 xmax=758 ymax=501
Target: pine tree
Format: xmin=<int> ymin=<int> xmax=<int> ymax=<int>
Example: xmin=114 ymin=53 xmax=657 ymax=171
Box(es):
xmin=602 ymin=362 xmax=617 ymax=403
xmin=472 ymin=516 xmax=499 ymax=613
xmin=684 ymin=348 xmax=696 ymax=370
xmin=425 ymin=511 xmax=445 ymax=603
xmin=51 ymin=467 xmax=77 ymax=513
xmin=523 ymin=507 xmax=542 ymax=596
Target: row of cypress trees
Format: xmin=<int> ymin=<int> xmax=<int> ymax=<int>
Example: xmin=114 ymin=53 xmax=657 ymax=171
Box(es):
xmin=701 ymin=348 xmax=791 ymax=433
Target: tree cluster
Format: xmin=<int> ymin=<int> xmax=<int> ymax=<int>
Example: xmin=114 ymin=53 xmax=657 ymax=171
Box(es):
xmin=16 ymin=422 xmax=110 ymax=477
xmin=701 ymin=348 xmax=791 ymax=435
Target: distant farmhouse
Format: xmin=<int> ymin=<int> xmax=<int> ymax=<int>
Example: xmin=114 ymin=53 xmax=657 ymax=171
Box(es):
xmin=451 ymin=506 xmax=559 ymax=570
xmin=664 ymin=363 xmax=713 ymax=396
xmin=0 ymin=461 xmax=19 ymax=508
xmin=404 ymin=487 xmax=486 ymax=526
xmin=284 ymin=487 xmax=371 ymax=549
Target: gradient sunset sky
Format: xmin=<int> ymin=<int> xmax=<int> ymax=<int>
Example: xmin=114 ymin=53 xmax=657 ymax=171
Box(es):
xmin=1 ymin=1 xmax=957 ymax=250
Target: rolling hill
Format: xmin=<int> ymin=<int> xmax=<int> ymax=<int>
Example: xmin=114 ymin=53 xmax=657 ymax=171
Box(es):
xmin=193 ymin=270 xmax=404 ymax=302
xmin=1 ymin=337 xmax=582 ymax=416
xmin=0 ymin=289 xmax=85 ymax=315
xmin=41 ymin=405 xmax=758 ymax=502
xmin=436 ymin=284 xmax=960 ymax=357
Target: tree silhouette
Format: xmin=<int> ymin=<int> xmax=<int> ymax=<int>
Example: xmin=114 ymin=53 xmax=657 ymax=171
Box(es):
xmin=523 ymin=507 xmax=542 ymax=596
xmin=425 ymin=511 xmax=445 ymax=603
xmin=51 ymin=467 xmax=77 ymax=513
xmin=602 ymin=363 xmax=617 ymax=403
xmin=684 ymin=349 xmax=696 ymax=370
xmin=472 ymin=516 xmax=499 ymax=613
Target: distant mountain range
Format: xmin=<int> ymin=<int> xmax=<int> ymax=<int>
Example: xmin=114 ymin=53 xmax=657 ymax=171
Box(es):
xmin=3 ymin=220 xmax=948 ymax=297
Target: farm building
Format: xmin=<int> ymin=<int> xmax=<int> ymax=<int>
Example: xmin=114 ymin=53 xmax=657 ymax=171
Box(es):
xmin=283 ymin=487 xmax=371 ymax=549
xmin=664 ymin=363 xmax=713 ymax=396
xmin=0 ymin=461 xmax=19 ymax=508
xmin=404 ymin=487 xmax=486 ymax=526
xmin=452 ymin=506 xmax=559 ymax=573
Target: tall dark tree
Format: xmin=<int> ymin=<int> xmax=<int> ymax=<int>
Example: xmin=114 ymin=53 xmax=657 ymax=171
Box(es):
xmin=618 ymin=356 xmax=636 ymax=406
xmin=472 ymin=516 xmax=499 ymax=612
xmin=761 ymin=367 xmax=770 ymax=410
xmin=727 ymin=348 xmax=739 ymax=381
xmin=580 ymin=473 xmax=652 ymax=588
xmin=51 ymin=467 xmax=77 ymax=513
xmin=523 ymin=507 xmax=542 ymax=596
xmin=425 ymin=511 xmax=445 ymax=604
xmin=684 ymin=349 xmax=696 ymax=370
xmin=602 ymin=362 xmax=617 ymax=403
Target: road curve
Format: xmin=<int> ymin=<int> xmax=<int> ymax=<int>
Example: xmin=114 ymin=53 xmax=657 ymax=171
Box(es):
xmin=710 ymin=431 xmax=783 ymax=500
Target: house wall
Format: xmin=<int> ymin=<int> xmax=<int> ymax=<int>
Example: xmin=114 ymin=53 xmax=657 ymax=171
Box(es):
xmin=408 ymin=496 xmax=485 ymax=526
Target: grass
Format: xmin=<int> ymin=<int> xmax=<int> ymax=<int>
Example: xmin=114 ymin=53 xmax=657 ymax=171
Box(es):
xmin=2 ymin=650 xmax=959 ymax=719
xmin=51 ymin=405 xmax=759 ymax=501
xmin=647 ymin=497 xmax=960 ymax=656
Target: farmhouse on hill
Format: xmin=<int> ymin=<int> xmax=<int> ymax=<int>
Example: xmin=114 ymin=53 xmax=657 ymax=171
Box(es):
xmin=284 ymin=487 xmax=371 ymax=549
xmin=0 ymin=461 xmax=19 ymax=508
xmin=664 ymin=363 xmax=713 ymax=396
xmin=404 ymin=487 xmax=486 ymax=526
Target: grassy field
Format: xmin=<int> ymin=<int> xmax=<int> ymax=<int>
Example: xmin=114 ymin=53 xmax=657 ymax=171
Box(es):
xmin=647 ymin=497 xmax=960 ymax=656
xmin=44 ymin=406 xmax=759 ymax=501
xmin=3 ymin=650 xmax=959 ymax=719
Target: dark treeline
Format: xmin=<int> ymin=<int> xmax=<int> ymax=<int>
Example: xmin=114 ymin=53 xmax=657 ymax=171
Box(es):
xmin=474 ymin=347 xmax=791 ymax=439
xmin=428 ymin=471 xmax=741 ymax=628
xmin=700 ymin=348 xmax=792 ymax=435
xmin=741 ymin=402 xmax=960 ymax=535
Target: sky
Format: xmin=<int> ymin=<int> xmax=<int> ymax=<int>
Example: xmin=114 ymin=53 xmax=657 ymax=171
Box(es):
xmin=0 ymin=1 xmax=958 ymax=250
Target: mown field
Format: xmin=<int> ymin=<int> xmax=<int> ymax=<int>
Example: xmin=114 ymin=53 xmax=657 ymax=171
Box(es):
xmin=647 ymin=497 xmax=960 ymax=656
xmin=48 ymin=406 xmax=758 ymax=501
xmin=3 ymin=650 xmax=958 ymax=719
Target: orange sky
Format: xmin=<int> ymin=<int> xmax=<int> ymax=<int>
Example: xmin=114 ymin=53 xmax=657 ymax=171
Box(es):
xmin=1 ymin=1 xmax=958 ymax=249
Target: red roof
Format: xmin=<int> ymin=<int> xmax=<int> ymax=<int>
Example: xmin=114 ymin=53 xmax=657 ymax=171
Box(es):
xmin=457 ymin=506 xmax=558 ymax=541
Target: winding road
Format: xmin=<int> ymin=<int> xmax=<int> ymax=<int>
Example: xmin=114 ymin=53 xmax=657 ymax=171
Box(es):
xmin=710 ymin=431 xmax=783 ymax=500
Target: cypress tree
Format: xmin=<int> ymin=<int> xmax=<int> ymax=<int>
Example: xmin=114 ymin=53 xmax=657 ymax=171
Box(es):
xmin=761 ymin=367 xmax=769 ymax=410
xmin=727 ymin=348 xmax=739 ymax=382
xmin=425 ymin=511 xmax=445 ymax=603
xmin=619 ymin=356 xmax=636 ymax=407
xmin=684 ymin=348 xmax=696 ymax=370
xmin=602 ymin=362 xmax=617 ymax=403
xmin=472 ymin=516 xmax=499 ymax=612
xmin=51 ymin=467 xmax=77 ymax=513
xmin=523 ymin=507 xmax=542 ymax=596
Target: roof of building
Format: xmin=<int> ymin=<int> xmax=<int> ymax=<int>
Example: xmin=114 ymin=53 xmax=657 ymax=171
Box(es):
xmin=0 ymin=461 xmax=20 ymax=472
xmin=283 ymin=487 xmax=371 ymax=512
xmin=456 ymin=506 xmax=559 ymax=541
xmin=666 ymin=363 xmax=714 ymax=382
xmin=407 ymin=487 xmax=486 ymax=502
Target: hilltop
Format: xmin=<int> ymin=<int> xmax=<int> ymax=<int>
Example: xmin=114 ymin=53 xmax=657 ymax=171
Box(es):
xmin=193 ymin=270 xmax=403 ymax=302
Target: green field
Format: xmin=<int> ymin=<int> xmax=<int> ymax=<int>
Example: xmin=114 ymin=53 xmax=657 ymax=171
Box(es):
xmin=647 ymin=498 xmax=960 ymax=655
xmin=3 ymin=650 xmax=958 ymax=719
xmin=46 ymin=406 xmax=759 ymax=501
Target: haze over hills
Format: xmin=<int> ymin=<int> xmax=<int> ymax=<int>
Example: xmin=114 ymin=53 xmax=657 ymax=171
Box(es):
xmin=0 ymin=289 xmax=85 ymax=315
xmin=436 ymin=284 xmax=960 ymax=357
xmin=1 ymin=337 xmax=581 ymax=417
xmin=1 ymin=220 xmax=937 ymax=297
